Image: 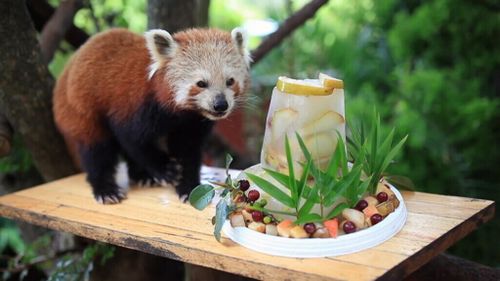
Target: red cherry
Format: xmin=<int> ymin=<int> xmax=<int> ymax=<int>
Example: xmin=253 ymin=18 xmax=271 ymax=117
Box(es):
xmin=370 ymin=214 xmax=383 ymax=225
xmin=355 ymin=199 xmax=368 ymax=211
xmin=251 ymin=211 xmax=263 ymax=222
xmin=376 ymin=192 xmax=389 ymax=203
xmin=343 ymin=221 xmax=357 ymax=234
xmin=238 ymin=180 xmax=250 ymax=191
xmin=303 ymin=223 xmax=316 ymax=234
xmin=247 ymin=190 xmax=260 ymax=202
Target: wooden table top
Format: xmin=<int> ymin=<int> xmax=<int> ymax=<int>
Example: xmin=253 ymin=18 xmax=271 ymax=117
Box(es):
xmin=0 ymin=166 xmax=494 ymax=281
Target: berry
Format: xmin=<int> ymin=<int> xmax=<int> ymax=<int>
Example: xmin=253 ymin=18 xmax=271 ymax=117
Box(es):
xmin=247 ymin=190 xmax=260 ymax=202
xmin=263 ymin=216 xmax=272 ymax=224
xmin=257 ymin=199 xmax=267 ymax=207
xmin=303 ymin=223 xmax=316 ymax=234
xmin=370 ymin=214 xmax=383 ymax=225
xmin=343 ymin=221 xmax=356 ymax=234
xmin=251 ymin=211 xmax=263 ymax=222
xmin=376 ymin=192 xmax=388 ymax=203
xmin=238 ymin=180 xmax=250 ymax=191
xmin=234 ymin=194 xmax=246 ymax=203
xmin=355 ymin=199 xmax=368 ymax=211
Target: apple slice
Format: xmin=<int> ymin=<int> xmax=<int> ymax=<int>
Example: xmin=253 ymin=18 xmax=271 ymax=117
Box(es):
xmin=319 ymin=72 xmax=344 ymax=89
xmin=304 ymin=133 xmax=337 ymax=160
xmin=270 ymin=108 xmax=298 ymax=140
xmin=298 ymin=111 xmax=345 ymax=138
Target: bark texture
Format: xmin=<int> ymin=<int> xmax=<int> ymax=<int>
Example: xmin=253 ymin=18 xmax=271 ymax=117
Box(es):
xmin=0 ymin=113 xmax=13 ymax=157
xmin=0 ymin=0 xmax=77 ymax=182
xmin=147 ymin=0 xmax=210 ymax=31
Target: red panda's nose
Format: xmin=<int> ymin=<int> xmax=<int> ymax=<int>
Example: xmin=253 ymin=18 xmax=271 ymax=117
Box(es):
xmin=213 ymin=94 xmax=228 ymax=113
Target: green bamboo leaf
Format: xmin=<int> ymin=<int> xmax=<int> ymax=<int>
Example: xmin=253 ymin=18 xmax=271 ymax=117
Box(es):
xmin=380 ymin=135 xmax=408 ymax=173
xmin=298 ymin=158 xmax=312 ymax=198
xmin=375 ymin=128 xmax=394 ymax=170
xmin=295 ymin=132 xmax=312 ymax=160
xmin=285 ymin=135 xmax=297 ymax=204
xmin=225 ymin=154 xmax=233 ymax=171
xmin=214 ymin=199 xmax=228 ymax=242
xmin=263 ymin=168 xmax=317 ymax=202
xmin=336 ymin=133 xmax=349 ymax=175
xmin=324 ymin=164 xmax=363 ymax=206
xmin=325 ymin=202 xmax=349 ymax=220
xmin=189 ymin=184 xmax=215 ymax=210
xmin=295 ymin=213 xmax=323 ymax=225
xmin=370 ymin=111 xmax=379 ymax=171
xmin=246 ymin=173 xmax=295 ymax=208
xmin=298 ymin=180 xmax=320 ymax=218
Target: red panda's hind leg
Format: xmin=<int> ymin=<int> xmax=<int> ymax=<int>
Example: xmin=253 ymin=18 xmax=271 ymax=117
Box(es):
xmin=79 ymin=138 xmax=126 ymax=204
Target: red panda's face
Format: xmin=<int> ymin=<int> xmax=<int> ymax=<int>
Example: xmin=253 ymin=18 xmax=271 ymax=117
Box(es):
xmin=145 ymin=28 xmax=251 ymax=120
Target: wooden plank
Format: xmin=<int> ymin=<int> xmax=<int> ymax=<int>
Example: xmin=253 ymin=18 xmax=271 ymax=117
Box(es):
xmin=0 ymin=170 xmax=495 ymax=281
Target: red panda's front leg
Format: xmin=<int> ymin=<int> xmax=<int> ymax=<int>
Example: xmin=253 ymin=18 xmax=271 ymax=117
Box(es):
xmin=79 ymin=138 xmax=126 ymax=204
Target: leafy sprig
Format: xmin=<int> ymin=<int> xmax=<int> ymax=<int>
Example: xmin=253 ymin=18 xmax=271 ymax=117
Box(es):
xmin=247 ymin=132 xmax=371 ymax=224
xmin=348 ymin=111 xmax=409 ymax=194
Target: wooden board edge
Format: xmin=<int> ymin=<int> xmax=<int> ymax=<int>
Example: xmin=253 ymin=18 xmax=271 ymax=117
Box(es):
xmin=0 ymin=203 xmax=341 ymax=281
xmin=377 ymin=200 xmax=496 ymax=281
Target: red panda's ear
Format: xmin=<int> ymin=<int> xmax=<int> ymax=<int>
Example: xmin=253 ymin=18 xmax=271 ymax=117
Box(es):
xmin=231 ymin=27 xmax=252 ymax=67
xmin=145 ymin=29 xmax=177 ymax=79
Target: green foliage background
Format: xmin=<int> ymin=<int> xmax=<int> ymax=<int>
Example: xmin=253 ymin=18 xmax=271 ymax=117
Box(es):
xmin=1 ymin=0 xmax=498 ymax=269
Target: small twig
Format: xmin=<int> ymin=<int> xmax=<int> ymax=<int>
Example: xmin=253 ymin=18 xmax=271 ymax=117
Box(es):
xmin=250 ymin=0 xmax=329 ymax=65
xmin=0 ymin=112 xmax=13 ymax=157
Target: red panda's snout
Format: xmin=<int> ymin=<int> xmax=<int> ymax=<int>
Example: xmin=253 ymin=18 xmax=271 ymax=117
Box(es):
xmin=145 ymin=27 xmax=251 ymax=119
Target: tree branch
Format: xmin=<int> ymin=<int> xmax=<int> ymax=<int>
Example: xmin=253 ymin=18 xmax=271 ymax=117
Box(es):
xmin=40 ymin=0 xmax=84 ymax=63
xmin=0 ymin=113 xmax=13 ymax=157
xmin=27 ymin=0 xmax=89 ymax=49
xmin=250 ymin=0 xmax=329 ymax=65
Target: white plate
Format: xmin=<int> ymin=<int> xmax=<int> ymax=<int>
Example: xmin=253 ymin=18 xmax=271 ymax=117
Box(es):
xmin=222 ymin=182 xmax=407 ymax=258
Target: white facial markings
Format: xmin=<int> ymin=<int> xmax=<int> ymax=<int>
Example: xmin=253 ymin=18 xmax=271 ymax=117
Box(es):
xmin=162 ymin=33 xmax=250 ymax=117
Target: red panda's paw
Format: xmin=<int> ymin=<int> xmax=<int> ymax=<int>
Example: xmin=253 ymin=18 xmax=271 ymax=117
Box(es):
xmin=93 ymin=185 xmax=127 ymax=204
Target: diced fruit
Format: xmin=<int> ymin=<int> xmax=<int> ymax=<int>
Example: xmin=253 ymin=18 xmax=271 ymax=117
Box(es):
xmin=263 ymin=216 xmax=273 ymax=224
xmin=355 ymin=199 xmax=368 ymax=211
xmin=276 ymin=76 xmax=332 ymax=96
xmin=277 ymin=220 xmax=294 ymax=238
xmin=304 ymin=133 xmax=337 ymax=160
xmin=303 ymin=223 xmax=316 ymax=234
xmin=392 ymin=197 xmax=401 ymax=209
xmin=376 ymin=200 xmax=395 ymax=217
xmin=342 ymin=208 xmax=366 ymax=229
xmin=323 ymin=218 xmax=339 ymax=238
xmin=299 ymin=111 xmax=345 ymax=138
xmin=229 ymin=213 xmax=246 ymax=227
xmin=290 ymin=225 xmax=309 ymax=238
xmin=370 ymin=214 xmax=383 ymax=225
xmin=265 ymin=224 xmax=278 ymax=236
xmin=238 ymin=180 xmax=250 ymax=191
xmin=376 ymin=182 xmax=395 ymax=197
xmin=241 ymin=209 xmax=253 ymax=223
xmin=248 ymin=222 xmax=266 ymax=233
xmin=364 ymin=196 xmax=379 ymax=207
xmin=312 ymin=228 xmax=331 ymax=238
xmin=343 ymin=221 xmax=357 ymax=234
xmin=362 ymin=205 xmax=379 ymax=218
xmin=270 ymin=108 xmax=299 ymax=139
xmin=319 ymin=72 xmax=344 ymax=89
xmin=377 ymin=192 xmax=389 ymax=203
xmin=247 ymin=190 xmax=260 ymax=202
xmin=251 ymin=211 xmax=263 ymax=222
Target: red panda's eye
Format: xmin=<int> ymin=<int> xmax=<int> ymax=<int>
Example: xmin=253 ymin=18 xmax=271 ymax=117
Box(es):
xmin=196 ymin=81 xmax=208 ymax=88
xmin=226 ymin=78 xmax=235 ymax=87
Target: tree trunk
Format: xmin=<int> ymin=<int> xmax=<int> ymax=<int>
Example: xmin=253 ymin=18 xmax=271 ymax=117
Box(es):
xmin=147 ymin=0 xmax=210 ymax=31
xmin=0 ymin=0 xmax=77 ymax=182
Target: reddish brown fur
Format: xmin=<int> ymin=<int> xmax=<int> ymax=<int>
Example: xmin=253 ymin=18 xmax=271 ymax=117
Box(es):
xmin=53 ymin=28 xmax=238 ymax=155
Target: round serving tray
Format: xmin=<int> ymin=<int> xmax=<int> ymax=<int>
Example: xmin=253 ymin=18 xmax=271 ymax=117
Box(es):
xmin=222 ymin=182 xmax=407 ymax=258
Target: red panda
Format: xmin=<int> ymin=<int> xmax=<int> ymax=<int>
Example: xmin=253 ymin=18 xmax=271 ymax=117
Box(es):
xmin=53 ymin=28 xmax=251 ymax=204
